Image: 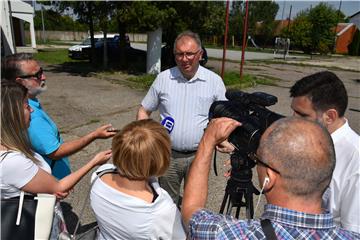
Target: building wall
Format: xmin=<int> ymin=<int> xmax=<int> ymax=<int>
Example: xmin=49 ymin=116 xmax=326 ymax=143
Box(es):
xmin=336 ymin=25 xmax=357 ymax=54
xmin=24 ymin=30 xmax=148 ymax=42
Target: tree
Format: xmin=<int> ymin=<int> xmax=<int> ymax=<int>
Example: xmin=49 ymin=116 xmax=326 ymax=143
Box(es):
xmin=33 ymin=9 xmax=87 ymax=31
xmin=283 ymin=3 xmax=344 ymax=54
xmin=228 ymin=1 xmax=279 ymax=47
xmin=282 ymin=11 xmax=313 ymax=54
xmin=247 ymin=1 xmax=279 ymax=46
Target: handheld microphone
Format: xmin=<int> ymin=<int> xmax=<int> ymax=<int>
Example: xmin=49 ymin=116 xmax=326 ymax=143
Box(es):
xmin=161 ymin=116 xmax=175 ymax=133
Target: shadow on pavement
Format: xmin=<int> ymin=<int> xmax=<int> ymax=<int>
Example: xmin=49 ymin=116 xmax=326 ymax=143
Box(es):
xmin=44 ymin=47 xmax=147 ymax=77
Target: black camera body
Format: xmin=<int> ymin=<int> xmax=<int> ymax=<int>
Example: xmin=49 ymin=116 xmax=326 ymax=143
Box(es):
xmin=209 ymin=90 xmax=283 ymax=154
xmin=210 ymin=90 xmax=284 ymax=218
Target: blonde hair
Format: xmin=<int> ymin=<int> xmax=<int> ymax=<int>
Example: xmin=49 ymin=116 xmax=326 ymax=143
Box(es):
xmin=1 ymin=80 xmax=39 ymax=163
xmin=112 ymin=119 xmax=170 ymax=180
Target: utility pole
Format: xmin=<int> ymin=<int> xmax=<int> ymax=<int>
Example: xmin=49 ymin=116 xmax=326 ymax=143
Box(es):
xmin=240 ymin=0 xmax=249 ymax=79
xmin=333 ymin=0 xmax=342 ymax=53
xmin=221 ymin=1 xmax=230 ymax=79
xmin=40 ymin=4 xmax=46 ymax=43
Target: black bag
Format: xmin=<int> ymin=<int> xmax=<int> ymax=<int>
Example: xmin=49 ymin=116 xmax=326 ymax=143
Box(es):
xmin=1 ymin=195 xmax=37 ymax=240
xmin=1 ymin=152 xmax=57 ymax=240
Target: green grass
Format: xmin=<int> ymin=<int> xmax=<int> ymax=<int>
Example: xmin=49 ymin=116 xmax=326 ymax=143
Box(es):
xmin=126 ymin=74 xmax=157 ymax=89
xmin=34 ymin=49 xmax=81 ymax=65
xmin=120 ymin=71 xmax=277 ymax=90
xmin=223 ymin=72 xmax=277 ymax=89
xmin=33 ymin=48 xmax=278 ymax=89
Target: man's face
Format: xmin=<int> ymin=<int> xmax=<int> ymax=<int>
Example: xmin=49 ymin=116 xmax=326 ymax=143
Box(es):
xmin=174 ymin=36 xmax=202 ymax=80
xmin=291 ymin=96 xmax=325 ymax=125
xmin=17 ymin=60 xmax=46 ymax=98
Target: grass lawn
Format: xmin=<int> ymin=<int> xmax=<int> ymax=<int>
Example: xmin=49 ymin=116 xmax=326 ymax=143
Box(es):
xmin=34 ymin=49 xmax=83 ymax=65
xmin=34 ymin=48 xmax=277 ymax=90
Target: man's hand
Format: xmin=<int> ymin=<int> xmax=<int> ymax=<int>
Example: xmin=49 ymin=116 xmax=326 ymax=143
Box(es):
xmin=182 ymin=117 xmax=241 ymax=226
xmin=203 ymin=118 xmax=241 ymax=148
xmin=216 ymin=140 xmax=235 ymax=153
xmin=93 ymin=124 xmax=117 ymax=139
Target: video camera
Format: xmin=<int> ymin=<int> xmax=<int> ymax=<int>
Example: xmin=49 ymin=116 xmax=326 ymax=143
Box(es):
xmin=209 ymin=90 xmax=284 ymax=218
xmin=209 ymin=90 xmax=283 ymax=154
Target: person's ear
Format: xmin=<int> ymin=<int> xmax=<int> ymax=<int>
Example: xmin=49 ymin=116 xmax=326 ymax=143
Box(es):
xmin=264 ymin=168 xmax=277 ymax=190
xmin=323 ymin=109 xmax=338 ymax=126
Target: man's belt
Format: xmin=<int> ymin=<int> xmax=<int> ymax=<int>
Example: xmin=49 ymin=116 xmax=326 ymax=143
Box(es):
xmin=172 ymin=149 xmax=197 ymax=155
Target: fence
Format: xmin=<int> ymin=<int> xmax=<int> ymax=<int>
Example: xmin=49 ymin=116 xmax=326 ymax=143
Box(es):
xmin=24 ymin=30 xmax=148 ymax=42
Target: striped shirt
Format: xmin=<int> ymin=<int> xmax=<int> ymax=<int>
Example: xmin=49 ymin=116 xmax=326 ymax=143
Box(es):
xmin=189 ymin=204 xmax=360 ymax=239
xmin=141 ymin=66 xmax=226 ymax=151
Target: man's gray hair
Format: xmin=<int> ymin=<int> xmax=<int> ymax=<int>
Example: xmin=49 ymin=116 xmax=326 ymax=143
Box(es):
xmin=173 ymin=31 xmax=202 ymax=52
xmin=1 ymin=53 xmax=34 ymax=81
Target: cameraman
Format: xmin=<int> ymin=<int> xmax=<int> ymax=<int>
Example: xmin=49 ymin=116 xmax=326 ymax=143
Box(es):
xmin=290 ymin=71 xmax=359 ymax=233
xmin=182 ymin=117 xmax=359 ymax=239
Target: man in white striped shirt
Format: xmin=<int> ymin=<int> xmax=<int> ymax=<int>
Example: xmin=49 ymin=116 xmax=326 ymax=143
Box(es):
xmin=137 ymin=31 xmax=226 ymax=205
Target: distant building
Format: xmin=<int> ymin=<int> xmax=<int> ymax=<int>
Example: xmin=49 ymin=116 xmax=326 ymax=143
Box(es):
xmin=335 ymin=23 xmax=357 ymax=54
xmin=1 ymin=0 xmax=36 ymax=57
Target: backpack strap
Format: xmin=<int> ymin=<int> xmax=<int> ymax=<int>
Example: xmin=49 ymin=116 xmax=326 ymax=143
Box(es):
xmin=260 ymin=219 xmax=278 ymax=240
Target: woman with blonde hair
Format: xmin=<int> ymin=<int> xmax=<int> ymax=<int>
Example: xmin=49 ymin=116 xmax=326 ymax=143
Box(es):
xmin=0 ymin=80 xmax=112 ymax=237
xmin=90 ymin=119 xmax=186 ymax=239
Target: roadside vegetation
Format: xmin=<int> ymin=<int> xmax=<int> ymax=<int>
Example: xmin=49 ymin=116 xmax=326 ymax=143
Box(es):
xmin=34 ymin=48 xmax=278 ymax=90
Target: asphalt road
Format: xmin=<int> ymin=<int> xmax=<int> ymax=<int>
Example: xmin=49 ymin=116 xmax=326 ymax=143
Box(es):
xmin=131 ymin=42 xmax=308 ymax=61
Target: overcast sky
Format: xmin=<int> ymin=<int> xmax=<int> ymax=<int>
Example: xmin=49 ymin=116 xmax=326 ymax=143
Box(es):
xmin=274 ymin=0 xmax=360 ymax=19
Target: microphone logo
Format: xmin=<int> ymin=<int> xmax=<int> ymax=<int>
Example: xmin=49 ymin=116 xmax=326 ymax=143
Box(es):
xmin=161 ymin=116 xmax=175 ymax=133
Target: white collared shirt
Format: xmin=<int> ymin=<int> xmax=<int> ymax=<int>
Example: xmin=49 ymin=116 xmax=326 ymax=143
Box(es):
xmin=141 ymin=66 xmax=226 ymax=151
xmin=325 ymin=120 xmax=360 ymax=233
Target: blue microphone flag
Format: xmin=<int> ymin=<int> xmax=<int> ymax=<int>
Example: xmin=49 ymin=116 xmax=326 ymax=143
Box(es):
xmin=161 ymin=116 xmax=175 ymax=133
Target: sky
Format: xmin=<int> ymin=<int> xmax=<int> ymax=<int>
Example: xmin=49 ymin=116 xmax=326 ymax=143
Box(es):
xmin=274 ymin=0 xmax=360 ymax=20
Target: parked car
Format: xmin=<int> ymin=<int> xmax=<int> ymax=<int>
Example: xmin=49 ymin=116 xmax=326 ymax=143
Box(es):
xmin=68 ymin=34 xmax=130 ymax=60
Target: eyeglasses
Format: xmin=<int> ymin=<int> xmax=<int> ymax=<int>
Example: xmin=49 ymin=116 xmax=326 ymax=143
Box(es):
xmin=248 ymin=153 xmax=281 ymax=175
xmin=18 ymin=68 xmax=43 ymax=81
xmin=174 ymin=50 xmax=200 ymax=60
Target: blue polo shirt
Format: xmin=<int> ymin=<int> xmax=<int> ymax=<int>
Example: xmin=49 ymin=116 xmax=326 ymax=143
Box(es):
xmin=28 ymin=98 xmax=71 ymax=179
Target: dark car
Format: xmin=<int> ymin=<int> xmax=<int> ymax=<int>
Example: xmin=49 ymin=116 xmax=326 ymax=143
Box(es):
xmin=68 ymin=34 xmax=130 ymax=60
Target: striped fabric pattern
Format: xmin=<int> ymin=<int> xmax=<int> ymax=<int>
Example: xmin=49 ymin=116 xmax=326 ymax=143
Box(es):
xmin=189 ymin=204 xmax=360 ymax=239
xmin=141 ymin=66 xmax=226 ymax=151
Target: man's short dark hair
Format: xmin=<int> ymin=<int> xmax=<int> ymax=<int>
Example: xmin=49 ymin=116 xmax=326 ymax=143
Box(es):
xmin=1 ymin=53 xmax=34 ymax=81
xmin=289 ymin=71 xmax=348 ymax=117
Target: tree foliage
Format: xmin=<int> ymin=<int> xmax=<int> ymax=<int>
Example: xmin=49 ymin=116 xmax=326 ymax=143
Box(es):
xmin=228 ymin=1 xmax=279 ymax=47
xmin=283 ymin=3 xmax=344 ymax=54
xmin=33 ymin=9 xmax=87 ymax=31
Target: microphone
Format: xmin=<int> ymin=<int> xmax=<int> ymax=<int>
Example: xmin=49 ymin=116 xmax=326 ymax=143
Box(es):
xmin=161 ymin=116 xmax=175 ymax=133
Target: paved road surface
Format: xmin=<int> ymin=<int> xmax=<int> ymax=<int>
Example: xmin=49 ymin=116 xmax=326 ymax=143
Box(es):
xmin=131 ymin=42 xmax=308 ymax=61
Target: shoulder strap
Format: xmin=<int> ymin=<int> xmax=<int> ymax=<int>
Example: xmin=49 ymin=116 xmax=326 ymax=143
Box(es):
xmin=260 ymin=219 xmax=277 ymax=240
xmin=72 ymin=168 xmax=117 ymax=239
xmin=0 ymin=151 xmax=11 ymax=162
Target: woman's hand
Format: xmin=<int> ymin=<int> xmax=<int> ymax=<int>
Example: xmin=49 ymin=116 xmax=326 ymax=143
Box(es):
xmin=91 ymin=149 xmax=112 ymax=166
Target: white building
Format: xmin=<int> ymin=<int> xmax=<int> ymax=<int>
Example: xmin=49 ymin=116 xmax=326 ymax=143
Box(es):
xmin=1 ymin=0 xmax=36 ymax=57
